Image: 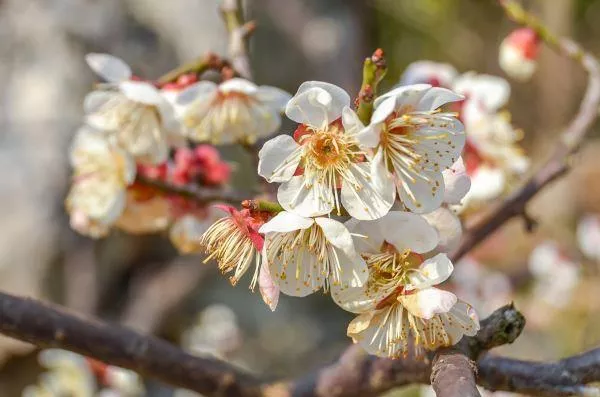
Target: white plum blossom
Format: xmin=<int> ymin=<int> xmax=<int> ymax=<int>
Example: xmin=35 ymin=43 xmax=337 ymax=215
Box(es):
xmin=399 ymin=63 xmax=530 ymax=211
xmin=66 ymin=126 xmax=136 ymax=238
xmin=260 ymin=210 xmax=368 ymax=297
xmin=358 ymin=84 xmax=466 ymax=213
xmin=84 ymin=53 xmax=177 ymax=164
xmin=528 ymin=241 xmax=580 ymax=309
xmin=332 ymin=212 xmax=479 ymax=358
xmin=175 ymin=78 xmax=292 ymax=144
xmin=577 ymin=214 xmax=600 ymax=262
xmin=400 ymin=61 xmax=458 ymax=88
xmin=258 ymin=81 xmax=395 ymax=220
xmin=499 ymin=28 xmax=539 ymax=82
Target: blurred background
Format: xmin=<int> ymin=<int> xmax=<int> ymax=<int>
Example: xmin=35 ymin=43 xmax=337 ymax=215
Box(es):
xmin=1 ymin=0 xmax=600 ymax=395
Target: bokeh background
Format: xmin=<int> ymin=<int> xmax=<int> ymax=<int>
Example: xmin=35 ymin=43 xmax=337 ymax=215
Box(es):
xmin=1 ymin=0 xmax=600 ymax=395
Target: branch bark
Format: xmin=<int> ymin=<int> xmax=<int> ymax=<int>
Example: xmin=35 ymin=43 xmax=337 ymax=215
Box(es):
xmin=451 ymin=0 xmax=600 ymax=262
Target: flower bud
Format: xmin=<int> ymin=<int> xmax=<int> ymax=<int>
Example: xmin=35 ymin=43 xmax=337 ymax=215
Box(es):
xmin=499 ymin=28 xmax=539 ymax=82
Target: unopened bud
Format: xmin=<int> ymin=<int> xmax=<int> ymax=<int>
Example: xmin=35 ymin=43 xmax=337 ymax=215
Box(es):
xmin=499 ymin=28 xmax=539 ymax=82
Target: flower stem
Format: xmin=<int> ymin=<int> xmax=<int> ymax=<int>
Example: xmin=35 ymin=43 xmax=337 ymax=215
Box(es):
xmin=356 ymin=48 xmax=388 ymax=125
xmin=241 ymin=199 xmax=284 ymax=213
xmin=156 ymin=53 xmax=228 ymax=86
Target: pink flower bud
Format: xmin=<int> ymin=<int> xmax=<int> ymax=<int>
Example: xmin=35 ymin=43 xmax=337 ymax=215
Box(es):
xmin=499 ymin=28 xmax=539 ymax=82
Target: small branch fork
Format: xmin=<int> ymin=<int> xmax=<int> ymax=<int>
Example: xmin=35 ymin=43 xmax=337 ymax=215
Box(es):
xmin=451 ymin=0 xmax=600 ymax=262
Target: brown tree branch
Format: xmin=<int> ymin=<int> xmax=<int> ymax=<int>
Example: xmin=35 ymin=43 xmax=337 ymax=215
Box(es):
xmin=451 ymin=0 xmax=600 ymax=262
xmin=0 ymin=293 xmax=598 ymax=396
xmin=431 ymin=349 xmax=480 ymax=397
xmin=478 ymin=349 xmax=600 ymax=397
xmin=135 ymin=174 xmax=248 ymax=205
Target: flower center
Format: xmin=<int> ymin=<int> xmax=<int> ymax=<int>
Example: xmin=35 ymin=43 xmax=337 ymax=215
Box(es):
xmin=363 ymin=243 xmax=424 ymax=309
xmin=302 ymin=124 xmax=358 ymax=171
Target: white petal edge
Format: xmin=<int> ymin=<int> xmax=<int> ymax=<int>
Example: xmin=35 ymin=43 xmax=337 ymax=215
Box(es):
xmin=85 ymin=53 xmax=132 ymax=83
xmin=259 ymin=211 xmax=314 ymax=234
xmin=257 ymin=134 xmax=301 ymax=182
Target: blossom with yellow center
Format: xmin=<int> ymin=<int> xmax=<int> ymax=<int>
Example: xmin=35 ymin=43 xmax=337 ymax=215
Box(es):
xmin=260 ymin=210 xmax=368 ymax=297
xmin=175 ymin=78 xmax=292 ymax=145
xmin=359 ymin=84 xmax=466 ymax=214
xmin=258 ymin=81 xmax=395 ymax=220
xmin=84 ymin=53 xmax=178 ymax=164
xmin=66 ymin=126 xmax=135 ymax=238
xmin=332 ymin=211 xmax=479 ymax=358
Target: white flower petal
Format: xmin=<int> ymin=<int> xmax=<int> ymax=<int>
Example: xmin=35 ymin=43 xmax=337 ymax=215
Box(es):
xmin=259 ymin=211 xmax=314 ymax=234
xmin=442 ymin=301 xmax=480 ymax=342
xmin=83 ymin=91 xmax=119 ymax=114
xmin=355 ymin=125 xmax=381 ymax=148
xmin=378 ymin=211 xmax=439 ymax=254
xmin=374 ymin=84 xmax=431 ymax=108
xmin=256 ymin=86 xmax=292 ymax=111
xmin=85 ymin=53 xmax=132 ymax=83
xmin=277 ymin=175 xmax=334 ymax=217
xmin=258 ymin=261 xmax=280 ymax=311
xmin=466 ymin=165 xmax=505 ymax=202
xmin=286 ymin=81 xmax=350 ymax=128
xmin=407 ymin=253 xmax=454 ymax=289
xmin=347 ymin=305 xmax=409 ymax=358
xmin=396 ymin=168 xmax=445 ymax=214
xmin=417 ymin=87 xmax=464 ymax=111
xmin=399 ymin=287 xmax=457 ymax=320
xmin=340 ymin=162 xmax=395 ymax=221
xmin=453 ymin=72 xmax=510 ymax=111
xmin=400 ymin=61 xmax=458 ymax=87
xmin=443 ymin=158 xmax=471 ymax=204
xmin=175 ymin=81 xmax=218 ymax=107
xmin=422 ymin=207 xmax=462 ymax=254
xmin=119 ymin=81 xmax=163 ymax=105
xmin=331 ymin=284 xmax=380 ymax=313
xmin=341 ymin=106 xmax=364 ymax=133
xmin=257 ymin=135 xmax=301 ymax=182
xmin=371 ymin=96 xmax=396 ymax=124
xmin=219 ymin=78 xmax=258 ymax=94
xmin=344 ymin=218 xmax=386 ymax=254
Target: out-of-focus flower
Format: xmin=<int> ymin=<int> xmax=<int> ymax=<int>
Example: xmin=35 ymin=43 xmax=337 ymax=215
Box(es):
xmin=528 ymin=241 xmax=580 ymax=308
xmin=66 ymin=127 xmax=136 ymax=238
xmin=400 ymin=61 xmax=458 ymax=88
xmin=181 ymin=304 xmax=242 ymax=358
xmin=169 ymin=209 xmax=219 ymax=255
xmin=452 ymin=257 xmax=513 ymax=317
xmin=175 ymin=78 xmax=291 ymax=144
xmin=84 ymin=53 xmax=177 ymax=164
xmin=23 ymin=349 xmax=96 ymax=397
xmin=577 ymin=214 xmax=600 ymax=262
xmin=359 ymin=84 xmax=465 ymax=213
xmin=172 ymin=146 xmax=231 ymax=187
xmin=499 ymin=28 xmax=539 ymax=82
xmin=115 ymin=189 xmax=171 ymax=235
xmin=23 ymin=349 xmax=145 ymax=397
xmin=333 ymin=212 xmax=479 ymax=358
xmin=200 ymin=205 xmax=272 ymax=294
xmin=258 ymin=81 xmax=394 ymax=220
xmin=260 ymin=210 xmax=368 ymax=297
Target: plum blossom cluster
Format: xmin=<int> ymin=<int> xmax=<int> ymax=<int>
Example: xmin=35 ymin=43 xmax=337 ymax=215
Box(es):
xmin=401 ymin=61 xmax=530 ymax=213
xmin=200 ymin=79 xmax=480 ymax=358
xmin=66 ymin=53 xmax=291 ymax=251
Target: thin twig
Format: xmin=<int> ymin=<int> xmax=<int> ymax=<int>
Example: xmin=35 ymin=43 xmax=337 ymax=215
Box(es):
xmin=452 ymin=0 xmax=600 ymax=262
xmin=221 ymin=0 xmax=255 ymax=79
xmin=135 ymin=175 xmax=247 ymax=205
xmin=156 ymin=52 xmax=230 ymax=86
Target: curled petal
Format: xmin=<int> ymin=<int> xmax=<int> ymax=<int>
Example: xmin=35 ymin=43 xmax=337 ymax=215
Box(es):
xmin=257 ymin=135 xmax=301 ymax=183
xmin=86 ymin=53 xmax=132 ymax=83
xmin=399 ymin=288 xmax=457 ymax=320
xmin=286 ymin=81 xmax=349 ymax=128
xmin=119 ymin=81 xmax=164 ymax=105
xmin=407 ymin=253 xmax=454 ymax=289
xmin=417 ymin=86 xmax=464 ymax=111
xmin=258 ymin=261 xmax=280 ymax=311
xmin=259 ymin=211 xmax=314 ymax=234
